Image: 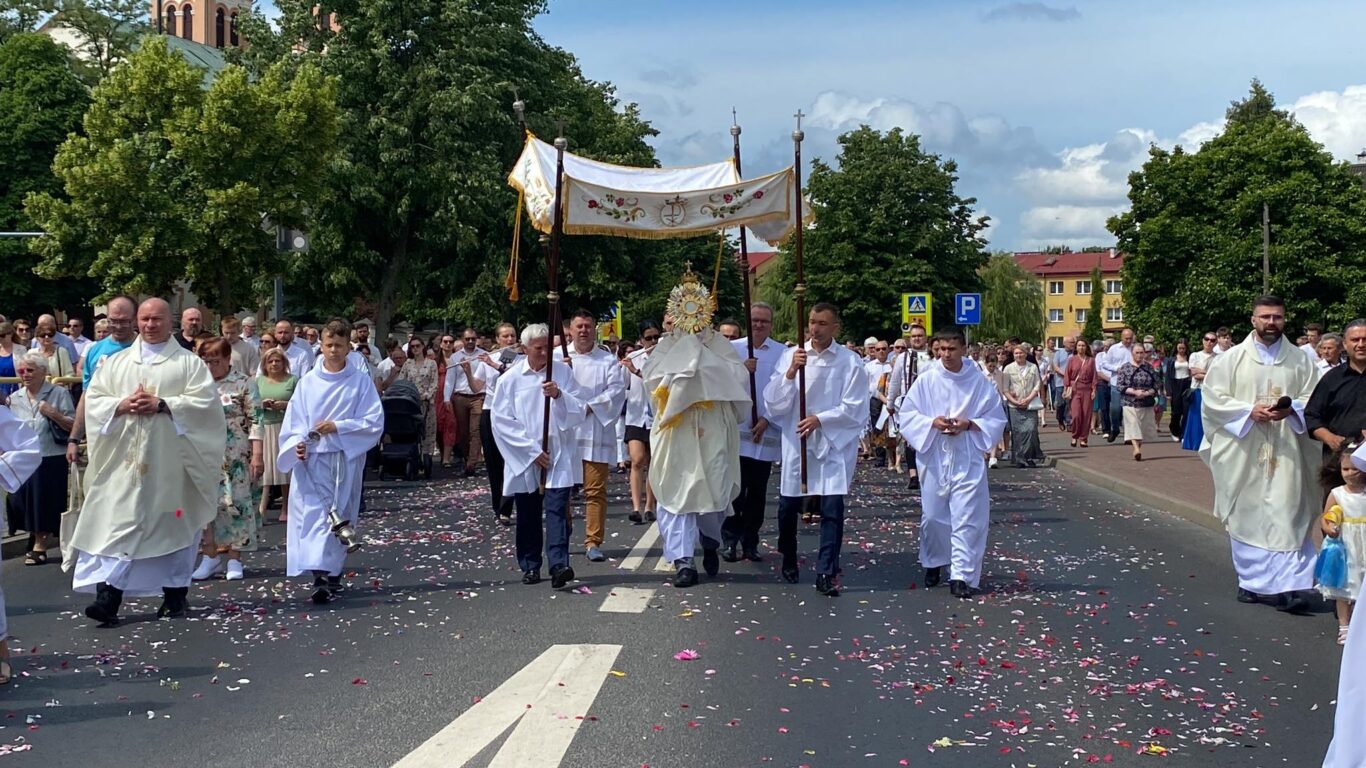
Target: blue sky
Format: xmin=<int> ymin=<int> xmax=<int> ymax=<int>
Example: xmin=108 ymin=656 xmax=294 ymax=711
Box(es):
xmin=531 ymin=0 xmax=1366 ymax=250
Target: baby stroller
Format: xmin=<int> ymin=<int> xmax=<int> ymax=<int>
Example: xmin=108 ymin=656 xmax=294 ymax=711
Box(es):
xmin=378 ymin=379 xmax=432 ymax=480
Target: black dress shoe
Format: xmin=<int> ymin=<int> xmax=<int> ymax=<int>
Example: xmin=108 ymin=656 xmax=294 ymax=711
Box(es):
xmin=1105 ymin=433 xmax=1117 ymax=443
xmin=924 ymin=565 xmax=945 ymax=588
xmin=1274 ymin=590 xmax=1311 ymax=614
xmin=628 ymin=511 xmax=644 ymax=525
xmin=949 ymin=579 xmax=972 ymax=598
xmin=815 ymin=573 xmax=839 ymax=596
xmin=157 ymin=587 xmax=189 ymax=618
xmin=721 ymin=544 xmax=741 ymax=563
xmin=521 ymin=570 xmax=542 ymax=585
xmin=673 ymin=567 xmax=699 ymax=588
xmin=781 ymin=567 xmax=799 ymax=584
xmin=310 ymin=585 xmax=333 ymax=604
xmin=550 ymin=565 xmax=576 ymax=589
xmin=1236 ymin=587 xmax=1259 ymax=604
xmin=643 ymin=510 xmax=656 ymax=523
xmin=702 ymin=548 xmax=720 ymax=578
xmin=743 ymin=547 xmax=762 ymax=562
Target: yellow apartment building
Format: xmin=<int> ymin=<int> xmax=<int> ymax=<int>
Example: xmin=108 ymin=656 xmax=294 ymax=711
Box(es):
xmin=1013 ymin=249 xmax=1126 ymax=345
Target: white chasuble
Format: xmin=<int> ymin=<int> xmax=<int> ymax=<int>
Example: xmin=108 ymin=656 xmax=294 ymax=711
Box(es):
xmin=645 ymin=329 xmax=750 ymax=515
xmin=763 ymin=342 xmax=869 ymax=497
xmin=1200 ymin=335 xmax=1321 ymax=551
xmin=490 ymin=359 xmax=587 ymax=494
xmin=72 ymin=339 xmax=226 ymax=561
xmin=276 ymin=363 xmax=383 ymax=577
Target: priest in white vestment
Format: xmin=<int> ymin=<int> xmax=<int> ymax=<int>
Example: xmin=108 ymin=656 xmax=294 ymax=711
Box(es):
xmin=1200 ymin=296 xmax=1321 ymax=613
xmin=559 ymin=310 xmax=626 ymax=563
xmin=764 ymin=303 xmax=869 ymax=597
xmin=276 ymin=319 xmax=383 ymax=604
xmin=898 ymin=329 xmax=1006 ymax=598
xmin=70 ymin=298 xmax=226 ymax=625
xmin=0 ymin=407 xmax=41 ymax=680
xmin=645 ymin=274 xmax=750 ymax=587
xmin=491 ymin=324 xmax=587 ymax=589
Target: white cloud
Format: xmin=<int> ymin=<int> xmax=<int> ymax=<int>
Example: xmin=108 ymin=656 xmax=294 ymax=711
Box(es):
xmin=1177 ymin=120 xmax=1223 ymax=149
xmin=1019 ymin=205 xmax=1123 ymax=248
xmin=1288 ymin=85 xmax=1366 ymax=160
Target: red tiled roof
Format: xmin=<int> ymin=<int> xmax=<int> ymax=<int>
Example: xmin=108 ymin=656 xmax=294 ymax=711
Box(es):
xmin=747 ymin=250 xmax=779 ymax=272
xmin=1013 ymin=250 xmax=1124 ymax=276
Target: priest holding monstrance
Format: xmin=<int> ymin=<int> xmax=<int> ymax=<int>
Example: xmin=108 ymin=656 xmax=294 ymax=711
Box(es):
xmin=1200 ymin=295 xmax=1322 ymax=613
xmin=69 ymin=298 xmax=226 ymax=626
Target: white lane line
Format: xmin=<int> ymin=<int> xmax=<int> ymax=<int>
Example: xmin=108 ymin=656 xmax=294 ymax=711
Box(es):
xmin=391 ymin=644 xmax=622 ymax=768
xmin=617 ymin=524 xmax=660 ymax=571
xmin=653 ymin=556 xmax=674 ymax=572
xmin=598 ymin=587 xmax=656 ymax=613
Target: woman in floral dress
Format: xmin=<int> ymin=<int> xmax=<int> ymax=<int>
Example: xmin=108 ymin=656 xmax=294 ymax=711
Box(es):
xmin=401 ymin=336 xmax=439 ymax=461
xmin=191 ymin=338 xmax=263 ymax=582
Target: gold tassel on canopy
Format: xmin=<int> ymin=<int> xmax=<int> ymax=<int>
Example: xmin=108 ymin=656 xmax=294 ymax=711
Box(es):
xmin=505 ymin=190 xmax=524 ymax=303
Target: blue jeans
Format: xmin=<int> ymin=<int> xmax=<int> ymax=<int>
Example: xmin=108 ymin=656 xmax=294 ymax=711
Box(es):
xmin=1050 ymin=382 xmax=1068 ymax=426
xmin=1095 ymin=384 xmax=1113 ymax=435
xmin=514 ymin=487 xmax=571 ymax=574
xmin=777 ymin=495 xmax=845 ymax=576
xmin=1108 ymin=385 xmax=1124 ymax=437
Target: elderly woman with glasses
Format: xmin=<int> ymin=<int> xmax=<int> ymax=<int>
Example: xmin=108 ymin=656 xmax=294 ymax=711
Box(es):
xmin=6 ymin=352 xmax=74 ymax=565
xmin=33 ymin=326 xmax=75 ymax=389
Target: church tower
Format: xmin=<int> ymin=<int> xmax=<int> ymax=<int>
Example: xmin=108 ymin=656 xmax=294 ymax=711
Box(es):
xmin=153 ymin=0 xmax=251 ymax=49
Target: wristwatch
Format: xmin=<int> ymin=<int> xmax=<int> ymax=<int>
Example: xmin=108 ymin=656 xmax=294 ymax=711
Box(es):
xmin=67 ymin=438 xmax=80 ymax=445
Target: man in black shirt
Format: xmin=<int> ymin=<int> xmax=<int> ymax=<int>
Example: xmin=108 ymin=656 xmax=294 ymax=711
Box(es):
xmin=1307 ymin=320 xmax=1366 ymax=452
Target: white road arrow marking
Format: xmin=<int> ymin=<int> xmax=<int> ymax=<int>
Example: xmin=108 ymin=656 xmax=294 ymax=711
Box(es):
xmin=391 ymin=644 xmax=622 ymax=768
xmin=598 ymin=587 xmax=655 ymax=613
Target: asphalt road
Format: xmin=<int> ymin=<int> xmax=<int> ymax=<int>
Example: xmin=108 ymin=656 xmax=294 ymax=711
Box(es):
xmin=0 ymin=462 xmax=1342 ymax=767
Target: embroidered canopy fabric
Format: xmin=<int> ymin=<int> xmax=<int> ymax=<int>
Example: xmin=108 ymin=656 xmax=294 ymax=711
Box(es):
xmin=508 ymin=133 xmax=801 ymax=244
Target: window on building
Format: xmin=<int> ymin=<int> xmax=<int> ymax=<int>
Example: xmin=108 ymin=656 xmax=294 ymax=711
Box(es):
xmin=181 ymin=4 xmax=193 ymax=39
xmin=1048 ymin=308 xmax=1063 ymax=323
xmin=1076 ymin=309 xmax=1088 ymax=323
xmin=230 ymin=11 xmax=238 ymax=45
xmin=215 ymin=8 xmax=224 ymax=47
xmin=1105 ymin=279 xmax=1123 ymax=294
xmin=1106 ymin=307 xmax=1124 ymax=322
xmin=1048 ymin=280 xmax=1064 ymax=295
xmin=1075 ymin=280 xmax=1092 ymax=295
xmin=1049 ymin=336 xmax=1064 ymax=349
xmin=165 ymin=4 xmax=176 ymax=35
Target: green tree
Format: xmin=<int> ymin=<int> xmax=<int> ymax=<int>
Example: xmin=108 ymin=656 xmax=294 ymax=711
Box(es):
xmin=1109 ymin=80 xmax=1366 ymax=339
xmin=27 ymin=37 xmax=339 ymax=313
xmin=977 ymin=252 xmax=1044 ymax=342
xmin=1082 ymin=265 xmax=1104 ymax=341
xmin=235 ymin=0 xmax=701 ymax=337
xmin=56 ymin=0 xmax=148 ymax=85
xmin=765 ymin=126 xmax=989 ymax=342
xmin=0 ymin=33 xmax=97 ymax=317
xmin=0 ymin=0 xmax=54 ymax=42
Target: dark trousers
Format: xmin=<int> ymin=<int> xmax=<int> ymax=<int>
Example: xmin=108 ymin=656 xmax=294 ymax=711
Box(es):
xmin=479 ymin=414 xmax=513 ymax=517
xmin=1168 ymin=378 xmax=1191 ymax=437
xmin=1050 ymin=382 xmax=1068 ymax=427
xmin=1095 ymin=384 xmax=1114 ymax=435
xmin=514 ymin=487 xmax=571 ymax=575
xmin=777 ymin=494 xmax=845 ymax=576
xmin=1107 ymin=385 xmax=1123 ymax=437
xmin=722 ymin=457 xmax=772 ymax=550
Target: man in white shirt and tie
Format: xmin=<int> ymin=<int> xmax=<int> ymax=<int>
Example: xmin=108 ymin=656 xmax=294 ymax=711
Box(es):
xmin=721 ymin=302 xmax=785 ymax=563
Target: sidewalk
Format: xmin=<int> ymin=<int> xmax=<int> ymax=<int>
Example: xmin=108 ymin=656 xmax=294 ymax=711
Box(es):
xmin=1036 ymin=409 xmax=1219 ymax=533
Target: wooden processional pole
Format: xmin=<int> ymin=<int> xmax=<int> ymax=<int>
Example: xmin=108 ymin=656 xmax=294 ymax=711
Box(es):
xmin=792 ymin=110 xmax=809 ymax=494
xmin=730 ymin=109 xmax=759 ymax=427
xmin=541 ymin=131 xmax=568 ymax=490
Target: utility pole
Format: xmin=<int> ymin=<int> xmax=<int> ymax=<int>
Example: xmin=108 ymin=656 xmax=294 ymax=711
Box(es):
xmin=1262 ymin=202 xmax=1270 ymax=294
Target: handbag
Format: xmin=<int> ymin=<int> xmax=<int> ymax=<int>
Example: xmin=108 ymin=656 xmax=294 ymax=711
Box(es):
xmin=1027 ymin=394 xmax=1044 ymax=411
xmin=60 ymin=460 xmax=83 ymax=572
xmin=38 ymin=388 xmax=71 ymax=444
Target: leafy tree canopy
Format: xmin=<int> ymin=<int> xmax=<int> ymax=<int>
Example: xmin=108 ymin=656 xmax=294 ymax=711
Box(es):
xmin=1109 ymin=80 xmax=1366 ymax=340
xmin=977 ymin=252 xmax=1044 ymax=343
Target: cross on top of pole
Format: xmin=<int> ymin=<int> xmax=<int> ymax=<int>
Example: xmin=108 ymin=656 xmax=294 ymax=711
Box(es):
xmin=793 ymin=109 xmax=805 ymax=142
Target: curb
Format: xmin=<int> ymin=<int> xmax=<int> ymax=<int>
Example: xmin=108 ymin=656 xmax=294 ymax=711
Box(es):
xmin=1053 ymin=456 xmax=1225 ymax=535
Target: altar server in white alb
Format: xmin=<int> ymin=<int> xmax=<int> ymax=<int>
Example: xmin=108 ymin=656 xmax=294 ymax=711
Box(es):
xmin=898 ymin=328 xmax=1006 ymax=599
xmin=721 ymin=301 xmax=785 ymax=563
xmin=645 ymin=272 xmax=750 ymax=587
xmin=491 ymin=324 xmax=587 ymax=589
xmin=70 ymin=298 xmax=226 ymax=626
xmin=0 ymin=407 xmax=41 ymax=682
xmin=764 ymin=302 xmax=869 ymax=597
xmin=560 ymin=309 xmax=626 ymax=563
xmin=1200 ymin=295 xmax=1322 ymax=613
xmin=276 ymin=318 xmax=383 ymax=604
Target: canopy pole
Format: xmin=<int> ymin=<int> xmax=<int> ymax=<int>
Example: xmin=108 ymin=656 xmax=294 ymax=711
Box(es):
xmin=792 ymin=111 xmax=808 ymax=494
xmin=541 ymin=132 xmax=568 ymax=491
xmin=730 ymin=110 xmax=759 ymax=429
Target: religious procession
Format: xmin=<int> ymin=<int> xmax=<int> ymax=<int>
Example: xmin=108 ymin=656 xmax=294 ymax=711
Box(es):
xmin=5 ymin=1 xmax=1366 ymax=761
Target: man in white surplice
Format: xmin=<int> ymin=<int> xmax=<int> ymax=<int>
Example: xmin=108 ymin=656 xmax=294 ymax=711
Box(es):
xmin=559 ymin=310 xmax=626 ymax=563
xmin=491 ymin=324 xmax=588 ymax=589
xmin=720 ymin=301 xmax=785 ymax=563
xmin=898 ymin=328 xmax=1006 ymax=599
xmin=71 ymin=298 xmax=226 ymax=626
xmin=1200 ymin=295 xmax=1322 ymax=613
xmin=645 ymin=290 xmax=750 ymax=589
xmin=764 ymin=303 xmax=869 ymax=597
xmin=277 ymin=318 xmax=383 ymax=604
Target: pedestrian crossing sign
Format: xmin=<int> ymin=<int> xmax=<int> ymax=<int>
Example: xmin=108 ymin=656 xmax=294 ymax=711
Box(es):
xmin=901 ymin=293 xmax=932 ymax=335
